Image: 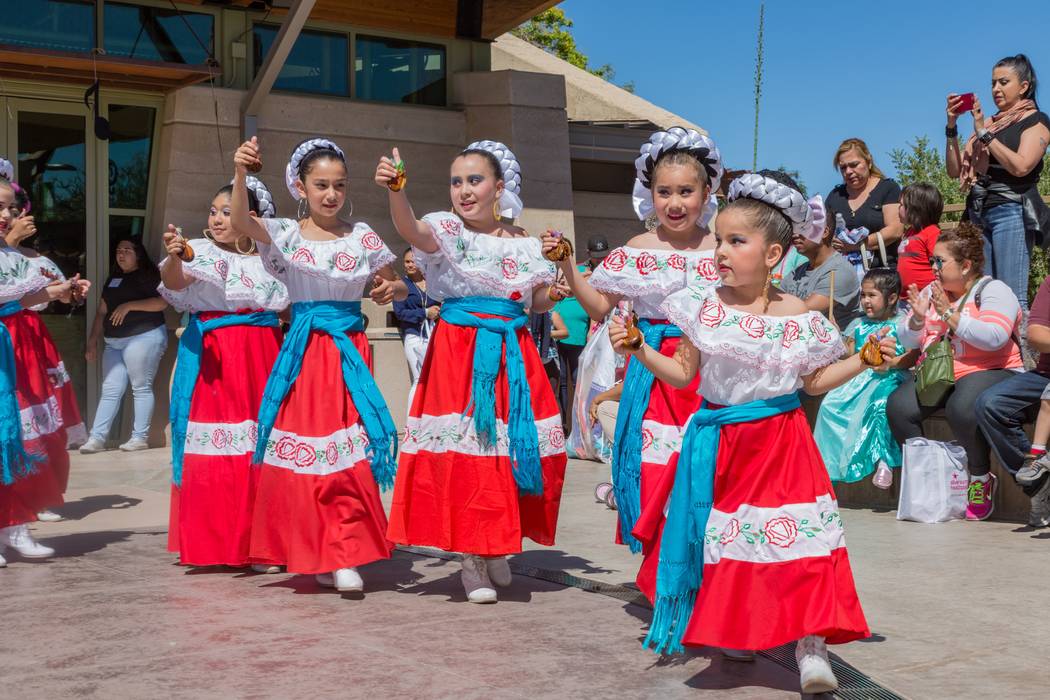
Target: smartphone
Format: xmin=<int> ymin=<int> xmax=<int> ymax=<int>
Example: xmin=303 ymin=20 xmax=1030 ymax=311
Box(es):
xmin=955 ymin=92 xmax=975 ymax=113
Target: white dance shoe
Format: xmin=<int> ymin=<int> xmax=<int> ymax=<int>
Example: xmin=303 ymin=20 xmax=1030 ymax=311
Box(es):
xmin=796 ymin=635 xmax=838 ymax=694
xmin=0 ymin=525 xmax=55 ymax=558
xmin=461 ymin=555 xmax=497 ymax=603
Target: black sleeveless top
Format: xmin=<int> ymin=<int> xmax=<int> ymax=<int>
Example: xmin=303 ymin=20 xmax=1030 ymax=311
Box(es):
xmin=984 ymin=110 xmax=1050 ymax=208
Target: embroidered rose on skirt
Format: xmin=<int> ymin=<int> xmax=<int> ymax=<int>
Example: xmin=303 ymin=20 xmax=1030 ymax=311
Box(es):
xmin=763 ymin=516 xmax=799 ymax=548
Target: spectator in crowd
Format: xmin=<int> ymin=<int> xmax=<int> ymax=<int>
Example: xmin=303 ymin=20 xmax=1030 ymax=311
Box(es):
xmin=889 ymin=222 xmax=1023 ymax=521
xmin=896 ymin=183 xmax=943 ymax=294
xmin=825 ymin=138 xmax=904 ymax=267
xmin=584 ymin=235 xmax=610 ymax=271
xmin=946 ymin=54 xmax=1050 ymax=311
xmin=975 ymin=271 xmax=1050 ymax=528
xmin=529 ymin=310 xmax=561 ymax=397
xmin=392 ymin=248 xmax=438 ymax=383
xmin=551 ymin=281 xmax=591 ymax=433
xmin=81 ymin=236 xmax=169 ymax=453
xmin=779 ymin=198 xmax=862 ymax=329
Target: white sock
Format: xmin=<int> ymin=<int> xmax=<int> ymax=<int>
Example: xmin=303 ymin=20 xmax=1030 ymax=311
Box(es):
xmin=1033 ymin=444 xmax=1047 ymax=452
xmin=971 ymin=473 xmax=991 ymax=483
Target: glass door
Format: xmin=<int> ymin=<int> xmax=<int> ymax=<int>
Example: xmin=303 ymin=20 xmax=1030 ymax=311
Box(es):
xmin=6 ymin=101 xmax=97 ymax=417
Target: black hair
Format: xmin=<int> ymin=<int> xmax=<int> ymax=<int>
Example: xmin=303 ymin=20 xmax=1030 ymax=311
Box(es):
xmin=458 ymin=148 xmax=504 ymax=180
xmin=651 ymin=150 xmax=711 ymax=189
xmin=722 ymin=168 xmax=802 ymax=259
xmin=994 ymin=54 xmax=1038 ymax=103
xmin=862 ymin=267 xmax=902 ymax=304
xmin=298 ymin=145 xmax=347 ymax=181
xmin=214 ymin=184 xmax=260 ymax=216
xmin=110 ymin=235 xmax=159 ymax=278
xmin=403 ymin=246 xmax=413 ymax=257
xmin=900 ymin=183 xmax=943 ymax=232
xmin=13 ymin=185 xmax=29 ymax=214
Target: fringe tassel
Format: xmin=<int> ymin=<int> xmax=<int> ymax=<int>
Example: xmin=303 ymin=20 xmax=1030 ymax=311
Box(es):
xmin=472 ymin=370 xmax=498 ymax=447
xmin=642 ymin=589 xmax=697 ymax=656
xmin=369 ymin=435 xmax=398 ymax=492
xmin=0 ymin=442 xmax=40 ymax=486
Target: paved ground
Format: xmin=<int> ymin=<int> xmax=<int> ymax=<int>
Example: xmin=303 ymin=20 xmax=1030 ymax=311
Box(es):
xmin=3 ymin=449 xmax=1048 ymax=699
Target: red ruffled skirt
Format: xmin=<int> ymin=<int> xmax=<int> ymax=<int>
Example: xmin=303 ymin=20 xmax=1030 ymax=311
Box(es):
xmin=33 ymin=311 xmax=86 ymax=463
xmin=636 ymin=406 xmax=869 ymax=650
xmin=248 ymin=329 xmax=393 ymax=574
xmin=0 ymin=309 xmax=67 ymax=527
xmin=387 ymin=313 xmax=567 ymax=556
xmin=618 ymin=334 xmax=702 ymax=601
xmin=167 ymin=313 xmax=282 ymax=566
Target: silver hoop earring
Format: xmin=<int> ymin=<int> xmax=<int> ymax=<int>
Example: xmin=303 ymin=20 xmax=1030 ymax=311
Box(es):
xmin=296 ymin=199 xmax=309 ymax=219
xmin=342 ymin=198 xmax=353 ymax=220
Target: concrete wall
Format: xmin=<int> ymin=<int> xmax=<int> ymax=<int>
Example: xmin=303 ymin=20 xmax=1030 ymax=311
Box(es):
xmin=570 ymin=191 xmax=644 ymax=251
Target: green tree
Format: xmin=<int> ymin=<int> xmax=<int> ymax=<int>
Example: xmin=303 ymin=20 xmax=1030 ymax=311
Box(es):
xmin=513 ymin=9 xmax=634 ymax=92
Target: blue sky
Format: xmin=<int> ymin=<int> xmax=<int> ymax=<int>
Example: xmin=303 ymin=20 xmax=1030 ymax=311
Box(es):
xmin=560 ymin=0 xmax=1050 ymax=196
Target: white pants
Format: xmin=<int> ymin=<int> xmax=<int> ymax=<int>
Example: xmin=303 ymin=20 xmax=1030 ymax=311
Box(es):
xmin=403 ymin=333 xmax=429 ymax=384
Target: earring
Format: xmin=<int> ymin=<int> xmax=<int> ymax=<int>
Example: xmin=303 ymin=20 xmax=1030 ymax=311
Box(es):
xmin=493 ymin=201 xmax=502 ymax=222
xmin=202 ymin=228 xmax=215 ymax=242
xmin=296 ymin=199 xmax=309 ymax=220
xmin=235 ymin=236 xmax=257 ymax=256
xmin=644 ymin=213 xmax=659 ymax=231
xmin=762 ymin=266 xmax=773 ymax=312
xmin=341 ymin=198 xmax=354 ymax=220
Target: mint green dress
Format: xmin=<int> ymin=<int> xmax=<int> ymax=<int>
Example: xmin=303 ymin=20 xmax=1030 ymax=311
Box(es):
xmin=814 ymin=315 xmax=906 ymax=482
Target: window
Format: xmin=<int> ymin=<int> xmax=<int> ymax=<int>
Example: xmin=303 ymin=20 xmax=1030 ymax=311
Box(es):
xmin=0 ymin=0 xmax=94 ymax=53
xmin=104 ymin=2 xmax=214 ymax=65
xmin=253 ymin=24 xmax=349 ymax=96
xmin=107 ymin=105 xmax=156 ymax=210
xmin=355 ymin=35 xmax=446 ymax=107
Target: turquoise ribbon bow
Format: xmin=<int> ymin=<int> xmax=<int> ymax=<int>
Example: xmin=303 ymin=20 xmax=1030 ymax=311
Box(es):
xmin=439 ymin=296 xmax=544 ymax=495
xmin=252 ymin=301 xmax=398 ymax=490
xmin=170 ymin=310 xmax=280 ymax=486
xmin=644 ymin=393 xmax=802 ymax=656
xmin=0 ymin=300 xmax=41 ymax=485
xmin=612 ymin=319 xmax=682 ymax=553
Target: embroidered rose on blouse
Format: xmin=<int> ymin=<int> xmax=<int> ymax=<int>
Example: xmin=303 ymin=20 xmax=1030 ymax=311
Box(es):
xmin=509 ymin=290 xmax=522 ymax=301
xmin=641 ymin=428 xmax=654 ymax=451
xmin=809 ymin=314 xmax=832 ymax=344
xmin=501 ymin=257 xmax=519 ymax=279
xmin=324 ymin=441 xmax=339 ymax=466
xmin=636 ymin=252 xmax=659 ymax=276
xmin=361 ymin=231 xmax=383 ymax=251
xmin=294 ymin=443 xmax=317 ymax=468
xmin=763 ymin=516 xmax=799 ymax=548
xmin=602 ymin=248 xmax=628 ymax=272
xmin=275 ymin=436 xmax=298 ymax=461
xmin=700 ymin=297 xmax=725 ymax=327
xmin=697 ymin=257 xmax=719 ymax=282
xmin=781 ymin=319 xmax=801 ymax=348
xmin=549 ymin=427 xmax=565 ymax=449
xmin=334 ymin=252 xmax=357 ymax=272
xmin=211 ymin=429 xmax=229 ymax=450
xmin=667 ymin=254 xmax=686 ymax=271
xmin=291 ymin=248 xmax=316 ymax=265
xmin=241 ymin=273 xmax=254 ymax=289
xmin=719 ymin=518 xmax=741 ymax=545
xmin=439 ymin=218 xmax=461 ymax=237
xmin=214 ymin=260 xmax=229 ymax=277
xmin=738 ymin=314 xmax=766 ymax=339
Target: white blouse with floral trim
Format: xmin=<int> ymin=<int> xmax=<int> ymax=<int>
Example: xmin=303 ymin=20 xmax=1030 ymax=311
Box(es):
xmin=412 ymin=211 xmax=556 ymax=305
xmin=258 ymin=218 xmax=397 ymax=302
xmin=0 ymin=245 xmax=49 ymax=306
xmin=158 ymin=238 xmax=288 ymax=313
xmin=23 ymin=254 xmax=65 ymax=311
xmin=589 ymin=245 xmax=720 ymax=319
xmin=662 ymin=285 xmax=845 ymax=405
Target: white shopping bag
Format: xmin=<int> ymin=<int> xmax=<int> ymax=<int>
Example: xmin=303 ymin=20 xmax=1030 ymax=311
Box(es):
xmin=567 ymin=319 xmax=618 ymax=463
xmin=897 ymin=437 xmax=969 ymax=523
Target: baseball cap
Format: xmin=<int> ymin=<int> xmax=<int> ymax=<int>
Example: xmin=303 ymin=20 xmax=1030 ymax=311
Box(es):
xmin=586 ymin=235 xmax=610 ymax=257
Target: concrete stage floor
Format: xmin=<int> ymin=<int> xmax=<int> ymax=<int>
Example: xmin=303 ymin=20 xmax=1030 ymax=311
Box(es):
xmin=3 ymin=449 xmax=1047 ymax=699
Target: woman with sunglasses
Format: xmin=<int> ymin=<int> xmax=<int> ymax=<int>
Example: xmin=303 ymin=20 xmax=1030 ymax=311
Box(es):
xmin=887 ymin=221 xmax=1023 ymax=521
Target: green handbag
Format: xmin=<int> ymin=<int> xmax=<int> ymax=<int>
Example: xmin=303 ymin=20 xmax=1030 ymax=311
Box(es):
xmin=914 ymin=281 xmax=983 ymax=407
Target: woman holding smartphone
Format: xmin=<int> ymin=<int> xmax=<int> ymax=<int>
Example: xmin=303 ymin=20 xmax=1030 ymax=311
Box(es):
xmin=946 ymin=53 xmax=1050 ymax=313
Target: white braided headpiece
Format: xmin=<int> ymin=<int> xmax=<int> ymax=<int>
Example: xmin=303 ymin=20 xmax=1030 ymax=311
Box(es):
xmin=234 ymin=175 xmax=276 ymax=219
xmin=285 ymin=138 xmax=346 ymax=201
xmin=465 ymin=140 xmax=523 ymax=219
xmin=802 ymin=194 xmax=827 ymax=244
xmin=727 ymin=173 xmax=813 ymax=235
xmin=0 ymin=157 xmax=13 ymax=182
xmin=632 ymin=128 xmax=723 ymax=226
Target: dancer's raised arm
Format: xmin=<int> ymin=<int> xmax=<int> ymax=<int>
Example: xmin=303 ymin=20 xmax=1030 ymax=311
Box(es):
xmin=541 ymin=232 xmax=619 ymax=321
xmin=230 ymin=137 xmax=271 ymax=244
xmin=375 ymin=147 xmax=437 ymax=253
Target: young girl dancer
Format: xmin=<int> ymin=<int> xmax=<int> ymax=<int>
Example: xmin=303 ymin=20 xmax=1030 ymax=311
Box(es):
xmin=0 ymin=176 xmax=89 ymax=564
xmin=542 ymin=127 xmax=723 ymax=602
xmin=376 ymin=140 xmax=566 ymax=604
xmin=161 ymin=177 xmax=288 ymax=569
xmin=815 ymin=268 xmax=916 ymax=487
xmin=230 ymin=137 xmax=405 ymax=593
xmin=610 ymin=171 xmax=879 ymax=693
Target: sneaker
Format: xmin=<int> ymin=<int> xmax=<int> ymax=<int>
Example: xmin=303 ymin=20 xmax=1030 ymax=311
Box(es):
xmin=250 ymin=564 xmax=281 ymax=574
xmin=332 ymin=567 xmax=364 ymax=592
xmin=872 ymin=462 xmax=893 ymax=490
xmin=1029 ymin=475 xmax=1050 ymax=528
xmin=0 ymin=525 xmax=55 ymax=558
xmin=1017 ymin=453 xmax=1050 ymax=487
xmin=722 ymin=648 xmax=756 ymax=662
xmin=460 ymin=555 xmax=497 ymax=604
xmin=79 ymin=436 xmax=106 ymax=454
xmin=485 ymin=556 xmax=512 ymax=587
xmin=965 ymin=474 xmax=997 ymax=521
xmin=36 ymin=509 xmax=63 ymax=523
xmin=795 ymin=635 xmax=838 ymax=694
xmin=118 ymin=437 xmax=150 ymax=452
